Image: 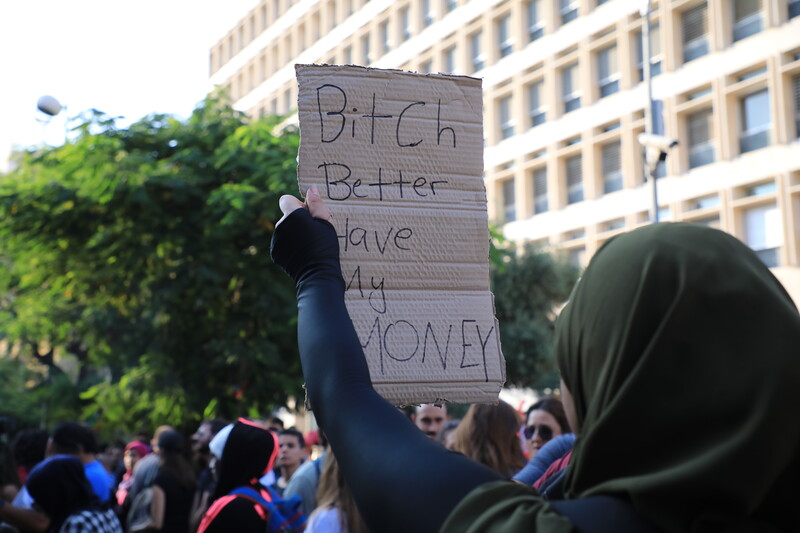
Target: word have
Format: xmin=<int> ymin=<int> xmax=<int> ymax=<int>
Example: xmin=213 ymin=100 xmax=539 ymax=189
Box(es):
xmin=359 ymin=317 xmax=496 ymax=382
xmin=337 ymin=217 xmax=413 ymax=254
xmin=320 ymin=163 xmax=447 ymax=202
xmin=316 ymin=85 xmax=457 ymax=148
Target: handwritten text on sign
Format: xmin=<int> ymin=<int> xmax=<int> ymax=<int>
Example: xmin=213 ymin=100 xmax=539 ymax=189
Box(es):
xmin=296 ymin=65 xmax=504 ymax=405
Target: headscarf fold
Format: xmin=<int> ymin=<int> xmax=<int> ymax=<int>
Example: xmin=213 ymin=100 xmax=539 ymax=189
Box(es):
xmin=555 ymin=223 xmax=800 ymax=531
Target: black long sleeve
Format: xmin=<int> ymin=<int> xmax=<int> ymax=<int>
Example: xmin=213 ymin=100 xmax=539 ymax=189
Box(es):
xmin=271 ymin=208 xmax=501 ymax=533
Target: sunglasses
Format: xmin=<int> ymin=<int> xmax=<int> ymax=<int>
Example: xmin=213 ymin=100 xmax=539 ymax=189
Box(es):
xmin=523 ymin=424 xmax=554 ymax=441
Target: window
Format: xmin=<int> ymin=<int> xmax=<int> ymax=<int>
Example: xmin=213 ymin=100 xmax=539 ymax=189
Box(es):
xmin=471 ymin=32 xmax=485 ymax=72
xmin=532 ymin=167 xmax=548 ymax=213
xmin=362 ymin=33 xmax=372 ymax=65
xmin=444 ymin=45 xmax=457 ymax=73
xmin=528 ymin=0 xmax=544 ymax=41
xmin=498 ymin=95 xmax=515 ymax=139
xmin=401 ymin=7 xmax=411 ymax=41
xmin=636 ymin=24 xmax=663 ymax=80
xmin=561 ymin=63 xmax=581 ymax=113
xmin=682 ymin=3 xmax=709 ymax=63
xmin=560 ymin=0 xmax=579 ymax=24
xmin=497 ymin=15 xmax=513 ymax=58
xmin=597 ymin=46 xmax=620 ymax=97
xmin=733 ymin=0 xmax=763 ymax=41
xmin=565 ymin=155 xmax=583 ymax=204
xmin=793 ymin=75 xmax=800 ymax=138
xmin=743 ymin=204 xmax=782 ymax=267
xmin=791 ymin=0 xmax=800 ymax=18
xmin=343 ymin=45 xmax=352 ymax=65
xmin=420 ymin=59 xmax=432 ymax=73
xmin=446 ymin=0 xmax=458 ymax=12
xmin=601 ymin=142 xmax=623 ymax=193
xmin=502 ymin=179 xmax=516 ymax=222
xmin=635 ymin=24 xmax=663 ymax=81
xmin=528 ymin=81 xmax=546 ymax=127
xmin=687 ymin=108 xmax=715 ymax=168
xmin=740 ymin=90 xmax=771 ymax=153
xmin=422 ymin=0 xmax=434 ymax=26
xmin=380 ymin=21 xmax=391 ymax=55
xmin=567 ymin=247 xmax=586 ymax=268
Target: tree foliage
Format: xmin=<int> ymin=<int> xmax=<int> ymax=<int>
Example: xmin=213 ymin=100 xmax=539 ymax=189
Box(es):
xmin=490 ymin=241 xmax=579 ymax=391
xmin=0 ymin=95 xmax=303 ymax=436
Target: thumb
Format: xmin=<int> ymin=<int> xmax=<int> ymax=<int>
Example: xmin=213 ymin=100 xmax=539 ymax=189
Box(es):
xmin=276 ymin=195 xmax=306 ymax=227
xmin=305 ymin=187 xmax=333 ymax=223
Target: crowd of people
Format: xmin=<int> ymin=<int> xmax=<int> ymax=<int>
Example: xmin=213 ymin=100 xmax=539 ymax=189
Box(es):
xmin=267 ymin=188 xmax=800 ymax=532
xmin=0 ymin=397 xmax=577 ymax=533
xmin=1 ymin=185 xmax=798 ymax=533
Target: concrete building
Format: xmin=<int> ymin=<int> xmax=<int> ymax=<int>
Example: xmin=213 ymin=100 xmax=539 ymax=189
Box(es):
xmin=210 ymin=0 xmax=800 ymax=303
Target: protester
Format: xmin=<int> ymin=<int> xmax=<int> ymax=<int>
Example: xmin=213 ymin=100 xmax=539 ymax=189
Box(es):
xmin=452 ymin=401 xmax=526 ymax=478
xmin=197 ymin=419 xmax=278 ymax=533
xmin=48 ymin=423 xmax=114 ymax=504
xmin=285 ymin=431 xmax=328 ymax=517
xmin=306 ymin=452 xmax=369 ymax=533
xmin=9 ymin=429 xmax=49 ymax=509
xmin=189 ymin=419 xmax=227 ymax=532
xmin=436 ymin=420 xmax=460 ymax=451
xmin=113 ymin=440 xmax=149 ymax=523
xmin=270 ymin=189 xmax=800 ymax=531
xmin=126 ymin=425 xmax=173 ymax=507
xmin=26 ymin=455 xmax=122 ymax=533
xmin=522 ymin=398 xmax=570 ymax=458
xmin=412 ymin=404 xmax=448 ymax=439
xmin=272 ymin=429 xmax=305 ymax=496
xmin=149 ymin=430 xmax=194 ymax=533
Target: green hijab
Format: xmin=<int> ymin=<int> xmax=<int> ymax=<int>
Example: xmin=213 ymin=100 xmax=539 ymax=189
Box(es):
xmin=556 ymin=223 xmax=800 ymax=531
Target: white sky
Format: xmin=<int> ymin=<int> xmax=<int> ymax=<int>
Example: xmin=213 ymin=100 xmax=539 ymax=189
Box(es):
xmin=0 ymin=0 xmax=259 ymax=168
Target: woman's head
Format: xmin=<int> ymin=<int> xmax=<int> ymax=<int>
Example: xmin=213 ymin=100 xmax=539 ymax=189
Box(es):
xmin=27 ymin=455 xmax=97 ymax=531
xmin=554 ymin=223 xmax=800 ymax=529
xmin=524 ymin=398 xmax=569 ymax=455
xmin=453 ymin=400 xmax=526 ymax=478
xmin=123 ymin=441 xmax=150 ymax=473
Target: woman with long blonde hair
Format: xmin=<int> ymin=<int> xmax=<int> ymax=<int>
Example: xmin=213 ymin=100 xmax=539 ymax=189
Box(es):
xmin=306 ymin=452 xmax=369 ymax=533
xmin=453 ymin=400 xmax=526 ymax=478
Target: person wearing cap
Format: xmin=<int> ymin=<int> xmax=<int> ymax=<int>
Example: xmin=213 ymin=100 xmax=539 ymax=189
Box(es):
xmin=149 ymin=430 xmax=194 ymax=533
xmin=197 ymin=419 xmax=280 ymax=533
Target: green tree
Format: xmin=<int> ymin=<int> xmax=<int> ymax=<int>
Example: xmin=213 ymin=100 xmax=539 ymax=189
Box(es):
xmin=491 ymin=242 xmax=579 ymax=391
xmin=0 ymin=95 xmax=303 ymax=436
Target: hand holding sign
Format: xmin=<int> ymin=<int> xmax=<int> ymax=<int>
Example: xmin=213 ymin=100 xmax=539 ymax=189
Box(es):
xmin=277 ymin=187 xmax=333 ymax=228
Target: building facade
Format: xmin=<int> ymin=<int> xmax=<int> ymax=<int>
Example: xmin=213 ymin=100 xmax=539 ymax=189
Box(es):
xmin=210 ymin=0 xmax=800 ymax=303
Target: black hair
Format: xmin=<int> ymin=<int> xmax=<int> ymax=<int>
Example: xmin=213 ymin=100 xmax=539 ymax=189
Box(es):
xmin=51 ymin=422 xmax=97 ymax=455
xmin=279 ymin=428 xmax=305 ymax=448
xmin=526 ymin=398 xmax=570 ymax=434
xmin=12 ymin=429 xmax=49 ymax=469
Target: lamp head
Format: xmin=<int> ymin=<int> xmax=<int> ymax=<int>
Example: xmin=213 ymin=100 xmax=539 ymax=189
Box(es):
xmin=37 ymin=95 xmax=63 ymax=117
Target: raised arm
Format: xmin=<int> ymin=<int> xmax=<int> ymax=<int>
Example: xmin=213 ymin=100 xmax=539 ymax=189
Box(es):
xmin=270 ymin=188 xmax=501 ymax=533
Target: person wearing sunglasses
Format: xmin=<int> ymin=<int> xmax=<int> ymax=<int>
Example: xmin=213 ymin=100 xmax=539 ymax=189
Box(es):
xmin=271 ymin=189 xmax=800 ymax=532
xmin=523 ymin=398 xmax=570 ymax=458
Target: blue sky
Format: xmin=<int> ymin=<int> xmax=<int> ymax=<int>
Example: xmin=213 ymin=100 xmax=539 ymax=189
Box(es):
xmin=0 ymin=0 xmax=258 ymax=167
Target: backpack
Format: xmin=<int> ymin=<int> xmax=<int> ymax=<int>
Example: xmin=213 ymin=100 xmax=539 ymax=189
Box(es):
xmin=229 ymin=486 xmax=307 ymax=533
xmin=126 ymin=486 xmax=154 ymax=532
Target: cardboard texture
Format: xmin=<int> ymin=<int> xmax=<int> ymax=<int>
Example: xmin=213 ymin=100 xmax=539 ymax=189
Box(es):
xmin=295 ymin=64 xmax=505 ymax=406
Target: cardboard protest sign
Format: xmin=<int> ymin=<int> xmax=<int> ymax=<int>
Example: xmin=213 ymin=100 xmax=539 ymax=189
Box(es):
xmin=295 ymin=64 xmax=505 ymax=405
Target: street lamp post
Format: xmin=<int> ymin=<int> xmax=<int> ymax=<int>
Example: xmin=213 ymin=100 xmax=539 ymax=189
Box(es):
xmin=641 ymin=1 xmax=658 ymax=223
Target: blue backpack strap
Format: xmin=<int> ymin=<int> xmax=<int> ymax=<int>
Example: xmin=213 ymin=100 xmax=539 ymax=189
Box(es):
xmin=229 ymin=486 xmax=270 ymax=507
xmin=229 ymin=486 xmax=307 ymax=532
